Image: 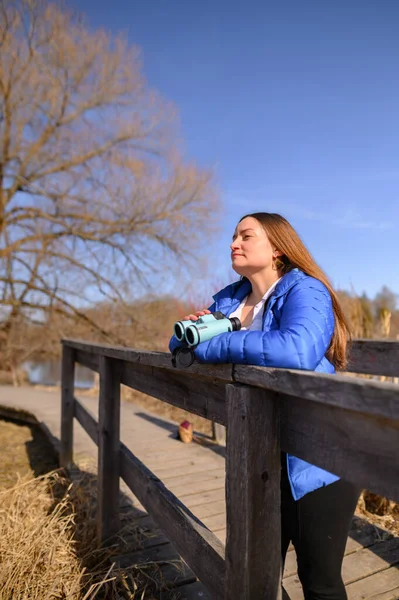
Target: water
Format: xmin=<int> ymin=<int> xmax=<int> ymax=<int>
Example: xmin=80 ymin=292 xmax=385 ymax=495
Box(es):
xmin=22 ymin=360 xmax=95 ymax=389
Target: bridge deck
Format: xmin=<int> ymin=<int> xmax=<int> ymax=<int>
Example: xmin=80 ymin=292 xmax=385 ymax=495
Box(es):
xmin=0 ymin=385 xmax=398 ymax=600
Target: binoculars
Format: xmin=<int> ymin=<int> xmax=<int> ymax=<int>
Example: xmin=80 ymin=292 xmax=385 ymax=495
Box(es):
xmin=174 ymin=311 xmax=241 ymax=347
xmin=172 ymin=311 xmax=241 ymax=368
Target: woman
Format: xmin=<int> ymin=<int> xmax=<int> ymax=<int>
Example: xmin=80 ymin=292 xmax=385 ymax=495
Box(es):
xmin=170 ymin=212 xmax=360 ymax=600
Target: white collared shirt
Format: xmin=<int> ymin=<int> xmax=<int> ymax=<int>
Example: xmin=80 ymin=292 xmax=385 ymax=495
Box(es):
xmin=229 ymin=278 xmax=281 ymax=331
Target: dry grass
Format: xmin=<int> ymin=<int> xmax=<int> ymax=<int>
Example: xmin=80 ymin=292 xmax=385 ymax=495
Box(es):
xmin=356 ymin=490 xmax=399 ymax=537
xmin=0 ymin=468 xmax=170 ymax=600
xmin=0 ymin=417 xmax=184 ymax=599
xmin=0 ymin=472 xmax=86 ymax=599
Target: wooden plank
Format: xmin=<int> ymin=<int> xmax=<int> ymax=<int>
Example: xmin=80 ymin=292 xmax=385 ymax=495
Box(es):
xmin=225 ymin=384 xmax=281 ymax=600
xmin=118 ymin=541 xmax=187 ymax=565
xmin=348 ymin=339 xmax=399 ymax=378
xmin=134 ymin=451 xmax=221 ymax=468
xmin=128 ymin=446 xmax=198 ymax=461
xmin=212 ymin=422 xmax=226 ymax=445
xmin=215 ymin=529 xmax=226 ymax=543
xmin=139 ymin=533 xmax=170 ymax=550
xmin=280 ymin=533 xmax=389 ymax=576
xmin=192 ymin=501 xmax=226 ymax=520
xmin=73 ymin=399 xmax=99 ymax=446
xmin=97 ymin=355 xmax=121 ymax=545
xmin=346 ymin=518 xmax=392 ymax=554
xmin=145 ymin=455 xmax=220 ymax=471
xmin=283 ymin=538 xmax=399 ymax=599
xmin=119 ymin=442 xmax=225 ymax=600
xmin=127 ymin=513 xmax=157 ymax=530
xmin=282 ymin=550 xmax=298 ymax=578
xmin=63 ymin=337 xmax=399 ymax=379
xmin=161 ymin=468 xmax=225 ymax=486
xmin=130 ymin=445 xmax=223 ymax=462
xmin=346 ymin=566 xmax=399 ymax=599
xmin=281 ymin=577 xmax=303 ymax=600
xmin=162 ymin=468 xmax=226 ymax=487
xmin=145 ymin=463 xmax=222 ymax=481
xmin=74 ymin=348 xmax=100 ymax=372
xmin=179 ymin=487 xmax=226 ymax=509
xmin=121 ymin=530 xmax=170 ymax=552
xmin=60 ymin=345 xmax=75 ymax=468
xmin=163 ymin=581 xmax=212 ymax=599
xmin=115 ymin=543 xmax=197 ymax=589
xmin=126 ymin=441 xmax=210 ymax=458
xmin=126 ymin=450 xmax=192 ymax=467
xmin=67 ymin=339 xmax=399 ymax=421
xmin=283 ymin=523 xmax=399 ymax=600
xmin=276 ymin=391 xmax=399 ymax=502
xmin=202 ymin=513 xmax=226 ymax=531
xmin=168 ymin=477 xmax=225 ymax=498
xmin=342 ymin=538 xmax=399 ymax=584
xmin=120 ymin=361 xmax=227 ymax=425
xmin=62 ymin=339 xmax=233 ymax=381
xmin=279 ymin=540 xmax=399 ymax=597
xmin=233 ymin=365 xmax=399 ymax=421
xmin=62 ymin=339 xmax=399 ymax=381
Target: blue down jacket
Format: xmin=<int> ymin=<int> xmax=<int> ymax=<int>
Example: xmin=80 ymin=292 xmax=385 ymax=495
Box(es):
xmin=169 ymin=268 xmax=340 ymax=500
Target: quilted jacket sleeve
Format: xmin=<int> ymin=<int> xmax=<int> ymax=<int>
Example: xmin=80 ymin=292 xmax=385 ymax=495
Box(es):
xmin=193 ymin=280 xmax=335 ymax=370
xmin=168 ymin=301 xmax=217 ymax=353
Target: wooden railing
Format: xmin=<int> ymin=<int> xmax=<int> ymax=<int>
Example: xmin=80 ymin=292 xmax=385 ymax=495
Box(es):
xmin=60 ymin=338 xmax=399 ymax=600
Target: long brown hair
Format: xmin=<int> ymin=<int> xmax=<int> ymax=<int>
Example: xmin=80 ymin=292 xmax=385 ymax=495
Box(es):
xmin=240 ymin=212 xmax=351 ymax=370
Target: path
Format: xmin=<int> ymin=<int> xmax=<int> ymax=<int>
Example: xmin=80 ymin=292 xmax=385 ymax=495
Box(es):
xmin=0 ymin=386 xmax=398 ymax=599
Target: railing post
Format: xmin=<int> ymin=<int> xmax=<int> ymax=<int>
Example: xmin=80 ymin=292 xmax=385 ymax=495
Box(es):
xmin=97 ymin=355 xmax=121 ymax=545
xmin=225 ymin=384 xmax=282 ymax=600
xmin=60 ymin=344 xmax=75 ymax=468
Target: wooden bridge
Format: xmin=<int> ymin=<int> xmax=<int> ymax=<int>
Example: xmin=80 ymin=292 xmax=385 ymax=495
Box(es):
xmin=1 ymin=337 xmax=398 ymax=599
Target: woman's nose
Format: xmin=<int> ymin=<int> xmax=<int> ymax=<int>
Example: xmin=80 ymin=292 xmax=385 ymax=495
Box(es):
xmin=230 ymin=238 xmax=240 ymax=250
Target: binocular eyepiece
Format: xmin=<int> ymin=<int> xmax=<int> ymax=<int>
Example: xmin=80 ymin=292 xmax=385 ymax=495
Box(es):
xmin=174 ymin=311 xmax=241 ymax=347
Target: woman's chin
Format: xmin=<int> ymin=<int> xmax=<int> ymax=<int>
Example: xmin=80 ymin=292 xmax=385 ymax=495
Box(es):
xmin=231 ymin=263 xmax=246 ymax=276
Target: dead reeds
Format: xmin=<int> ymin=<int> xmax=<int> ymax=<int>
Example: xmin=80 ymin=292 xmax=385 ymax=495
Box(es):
xmin=0 ymin=471 xmax=85 ymax=599
xmin=0 ymin=469 xmax=162 ymax=599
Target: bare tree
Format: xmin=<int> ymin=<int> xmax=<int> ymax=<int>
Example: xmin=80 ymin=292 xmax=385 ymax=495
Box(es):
xmin=0 ymin=0 xmax=218 ymax=351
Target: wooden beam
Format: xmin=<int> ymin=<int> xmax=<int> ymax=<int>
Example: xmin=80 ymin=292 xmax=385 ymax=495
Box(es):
xmin=225 ymin=384 xmax=281 ymax=600
xmin=74 ymin=399 xmax=98 ymax=446
xmin=60 ymin=345 xmax=75 ymax=468
xmin=348 ymin=339 xmax=399 ymax=377
xmin=120 ymin=361 xmax=227 ymax=425
xmin=62 ymin=339 xmax=233 ymax=381
xmin=234 ymin=365 xmax=399 ymax=421
xmin=97 ymin=356 xmax=121 ymax=545
xmin=119 ymin=442 xmax=225 ymax=600
xmin=63 ymin=337 xmax=399 ymax=379
xmin=74 ymin=349 xmax=99 ymax=372
xmin=276 ymin=391 xmax=399 ymax=501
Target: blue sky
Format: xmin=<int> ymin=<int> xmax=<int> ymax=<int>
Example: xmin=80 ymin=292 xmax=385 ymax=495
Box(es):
xmin=68 ymin=0 xmax=399 ymax=301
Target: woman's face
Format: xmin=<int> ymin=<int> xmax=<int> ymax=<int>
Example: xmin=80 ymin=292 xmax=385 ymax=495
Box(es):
xmin=230 ymin=216 xmax=276 ymax=276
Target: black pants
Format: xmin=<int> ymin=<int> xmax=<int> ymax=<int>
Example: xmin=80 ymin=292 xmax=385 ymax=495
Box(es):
xmin=281 ymin=454 xmax=360 ymax=600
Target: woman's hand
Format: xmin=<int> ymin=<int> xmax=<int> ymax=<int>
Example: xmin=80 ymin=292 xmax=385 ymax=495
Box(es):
xmin=183 ymin=308 xmax=211 ymax=321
